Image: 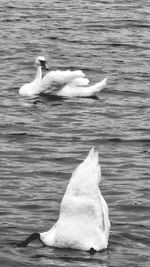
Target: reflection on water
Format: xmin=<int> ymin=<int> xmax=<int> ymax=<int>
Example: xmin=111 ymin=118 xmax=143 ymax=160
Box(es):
xmin=0 ymin=0 xmax=150 ymax=266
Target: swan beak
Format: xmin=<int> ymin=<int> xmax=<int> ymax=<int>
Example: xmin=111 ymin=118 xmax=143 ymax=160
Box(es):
xmin=44 ymin=64 xmax=49 ymax=71
xmin=40 ymin=60 xmax=49 ymax=71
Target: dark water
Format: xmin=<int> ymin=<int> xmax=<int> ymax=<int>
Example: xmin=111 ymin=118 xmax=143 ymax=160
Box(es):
xmin=0 ymin=0 xmax=150 ymax=266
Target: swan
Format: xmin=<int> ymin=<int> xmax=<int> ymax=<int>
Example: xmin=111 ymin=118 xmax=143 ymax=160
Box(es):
xmin=18 ymin=148 xmax=110 ymax=253
xmin=19 ymin=56 xmax=107 ymax=97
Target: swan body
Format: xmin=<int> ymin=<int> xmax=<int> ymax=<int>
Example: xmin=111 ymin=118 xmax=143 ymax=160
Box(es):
xmin=19 ymin=57 xmax=107 ymax=97
xmin=19 ymin=148 xmax=110 ymax=252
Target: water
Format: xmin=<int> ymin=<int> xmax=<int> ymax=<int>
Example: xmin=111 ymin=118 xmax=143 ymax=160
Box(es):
xmin=0 ymin=0 xmax=150 ymax=266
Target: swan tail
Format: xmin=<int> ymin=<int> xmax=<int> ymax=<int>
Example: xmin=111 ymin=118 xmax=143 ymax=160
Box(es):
xmin=59 ymin=78 xmax=107 ymax=97
xmin=85 ymin=147 xmax=101 ymax=184
xmin=69 ymin=148 xmax=101 ymax=191
xmin=89 ymin=78 xmax=107 ymax=95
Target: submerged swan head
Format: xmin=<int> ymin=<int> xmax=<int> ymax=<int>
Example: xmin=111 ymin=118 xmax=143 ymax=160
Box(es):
xmin=35 ymin=56 xmax=49 ymax=70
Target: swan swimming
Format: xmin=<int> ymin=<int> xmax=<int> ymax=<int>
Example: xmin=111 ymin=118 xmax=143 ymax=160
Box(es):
xmin=19 ymin=56 xmax=107 ymax=97
xmin=18 ymin=148 xmax=110 ymax=253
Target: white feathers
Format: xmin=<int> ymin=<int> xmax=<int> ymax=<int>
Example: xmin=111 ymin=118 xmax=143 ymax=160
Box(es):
xmin=42 ymin=70 xmax=86 ymax=85
xmin=39 ymin=70 xmax=88 ymax=94
xmin=19 ymin=57 xmax=107 ymax=97
xmin=40 ymin=148 xmax=110 ymax=251
xmin=57 ymin=77 xmax=107 ymax=97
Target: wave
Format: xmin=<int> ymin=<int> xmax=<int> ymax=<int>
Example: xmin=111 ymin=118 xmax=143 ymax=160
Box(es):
xmin=102 ymin=138 xmax=150 ymax=143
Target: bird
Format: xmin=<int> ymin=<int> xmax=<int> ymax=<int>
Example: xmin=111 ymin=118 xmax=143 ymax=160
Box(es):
xmin=18 ymin=148 xmax=110 ymax=253
xmin=19 ymin=56 xmax=107 ymax=97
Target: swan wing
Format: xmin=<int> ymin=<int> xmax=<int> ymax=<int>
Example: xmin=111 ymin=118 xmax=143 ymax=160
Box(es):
xmin=40 ymin=70 xmax=87 ymax=94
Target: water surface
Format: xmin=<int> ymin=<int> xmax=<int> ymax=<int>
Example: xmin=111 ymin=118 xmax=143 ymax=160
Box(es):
xmin=0 ymin=0 xmax=150 ymax=266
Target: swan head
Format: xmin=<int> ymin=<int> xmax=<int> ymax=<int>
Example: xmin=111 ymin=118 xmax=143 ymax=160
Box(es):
xmin=35 ymin=56 xmax=49 ymax=70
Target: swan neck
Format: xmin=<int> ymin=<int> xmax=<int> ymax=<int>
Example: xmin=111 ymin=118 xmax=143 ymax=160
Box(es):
xmin=35 ymin=66 xmax=42 ymax=80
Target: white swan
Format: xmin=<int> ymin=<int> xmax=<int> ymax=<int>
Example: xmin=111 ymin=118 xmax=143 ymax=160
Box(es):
xmin=19 ymin=148 xmax=110 ymax=253
xmin=19 ymin=56 xmax=107 ymax=97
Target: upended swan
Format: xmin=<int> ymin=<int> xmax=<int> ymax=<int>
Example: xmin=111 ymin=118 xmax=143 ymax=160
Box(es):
xmin=18 ymin=148 xmax=110 ymax=253
xmin=19 ymin=56 xmax=107 ymax=97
